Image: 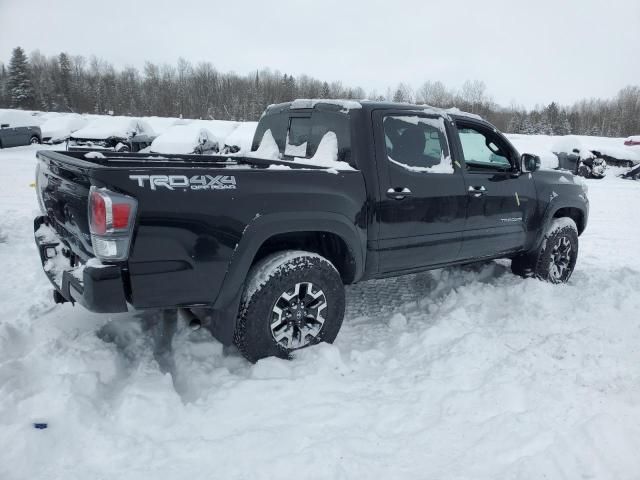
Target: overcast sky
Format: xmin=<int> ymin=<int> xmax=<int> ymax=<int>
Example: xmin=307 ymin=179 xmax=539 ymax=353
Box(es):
xmin=1 ymin=0 xmax=638 ymax=108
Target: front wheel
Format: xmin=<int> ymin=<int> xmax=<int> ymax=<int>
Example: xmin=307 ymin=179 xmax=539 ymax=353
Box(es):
xmin=511 ymin=218 xmax=579 ymax=283
xmin=235 ymin=251 xmax=345 ymax=363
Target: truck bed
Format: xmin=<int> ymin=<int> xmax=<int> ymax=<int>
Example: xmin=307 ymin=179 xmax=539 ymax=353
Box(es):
xmin=39 ymin=150 xmax=333 ymax=170
xmin=35 ymin=149 xmax=366 ymax=312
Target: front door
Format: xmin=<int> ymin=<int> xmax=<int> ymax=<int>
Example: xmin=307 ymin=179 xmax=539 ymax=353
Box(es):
xmin=455 ymin=120 xmax=537 ymax=259
xmin=374 ymin=111 xmax=468 ymax=273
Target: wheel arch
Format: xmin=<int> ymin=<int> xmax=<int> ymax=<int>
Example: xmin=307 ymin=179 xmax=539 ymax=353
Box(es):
xmin=208 ymin=211 xmax=365 ymax=344
xmin=552 ymin=206 xmax=585 ymax=234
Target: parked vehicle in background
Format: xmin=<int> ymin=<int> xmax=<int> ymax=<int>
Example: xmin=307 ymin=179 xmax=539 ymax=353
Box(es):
xmin=149 ymin=122 xmax=221 ymax=154
xmin=34 ymin=100 xmax=589 ymax=363
xmin=0 ymin=110 xmax=42 ymax=148
xmin=40 ymin=113 xmax=88 ymax=144
xmin=556 ymin=148 xmax=606 ymax=179
xmin=68 ymin=116 xmax=155 ymax=152
xmin=222 ymin=121 xmax=258 ymax=154
xmin=624 ymin=136 xmax=640 ymax=147
xmin=621 ymin=162 xmax=640 ymax=180
xmin=142 ymin=116 xmax=188 ymax=136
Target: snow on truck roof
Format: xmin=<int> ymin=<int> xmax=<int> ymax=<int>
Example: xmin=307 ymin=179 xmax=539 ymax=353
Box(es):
xmin=268 ymin=99 xmax=482 ymax=120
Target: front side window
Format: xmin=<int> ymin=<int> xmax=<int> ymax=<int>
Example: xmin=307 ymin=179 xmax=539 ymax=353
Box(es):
xmin=457 ymin=125 xmax=512 ymax=170
xmin=383 ymin=115 xmax=454 ymax=174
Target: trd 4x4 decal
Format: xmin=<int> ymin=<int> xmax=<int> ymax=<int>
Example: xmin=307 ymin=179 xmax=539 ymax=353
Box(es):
xmin=129 ymin=174 xmax=237 ymax=191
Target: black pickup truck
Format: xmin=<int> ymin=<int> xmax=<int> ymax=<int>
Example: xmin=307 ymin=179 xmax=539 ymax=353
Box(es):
xmin=34 ymin=99 xmax=589 ymax=362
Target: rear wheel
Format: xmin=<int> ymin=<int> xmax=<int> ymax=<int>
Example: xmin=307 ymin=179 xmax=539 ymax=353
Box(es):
xmin=29 ymin=136 xmax=40 ymax=145
xmin=235 ymin=251 xmax=345 ymax=363
xmin=511 ymin=218 xmax=579 ymax=283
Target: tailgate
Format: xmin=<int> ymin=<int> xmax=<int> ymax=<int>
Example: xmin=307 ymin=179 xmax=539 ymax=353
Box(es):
xmin=36 ymin=151 xmax=94 ymax=259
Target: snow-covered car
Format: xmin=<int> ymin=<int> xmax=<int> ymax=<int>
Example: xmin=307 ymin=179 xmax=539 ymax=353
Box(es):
xmin=0 ymin=110 xmax=42 ymax=148
xmin=149 ymin=122 xmax=221 ymax=154
xmin=40 ymin=113 xmax=88 ymax=144
xmin=142 ymin=116 xmax=189 ymax=136
xmin=624 ymin=136 xmax=640 ymax=146
xmin=68 ymin=116 xmax=155 ymax=152
xmin=221 ymin=121 xmax=258 ymax=154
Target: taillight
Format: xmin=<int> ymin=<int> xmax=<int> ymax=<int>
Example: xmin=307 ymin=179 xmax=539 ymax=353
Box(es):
xmin=88 ymin=186 xmax=137 ymax=261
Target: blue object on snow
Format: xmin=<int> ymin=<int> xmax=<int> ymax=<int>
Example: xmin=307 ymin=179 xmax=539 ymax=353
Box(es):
xmin=33 ymin=423 xmax=48 ymax=429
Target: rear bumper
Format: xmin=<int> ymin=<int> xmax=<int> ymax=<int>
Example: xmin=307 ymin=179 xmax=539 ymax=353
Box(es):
xmin=34 ymin=216 xmax=129 ymax=313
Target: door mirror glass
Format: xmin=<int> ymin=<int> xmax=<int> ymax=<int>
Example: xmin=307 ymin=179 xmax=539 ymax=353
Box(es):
xmin=521 ymin=153 xmax=541 ymax=172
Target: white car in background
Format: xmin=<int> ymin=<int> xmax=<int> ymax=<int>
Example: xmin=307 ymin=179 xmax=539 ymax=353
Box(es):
xmin=40 ymin=113 xmax=88 ymax=144
xmin=149 ymin=122 xmax=222 ymax=154
xmin=223 ymin=121 xmax=258 ymax=154
xmin=68 ymin=116 xmax=155 ymax=152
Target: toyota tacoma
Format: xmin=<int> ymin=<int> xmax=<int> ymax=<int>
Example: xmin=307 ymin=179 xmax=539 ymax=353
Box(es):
xmin=34 ymin=99 xmax=589 ymax=362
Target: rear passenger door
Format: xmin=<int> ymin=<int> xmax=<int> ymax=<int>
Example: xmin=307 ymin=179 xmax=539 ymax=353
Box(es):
xmin=374 ymin=111 xmax=468 ymax=273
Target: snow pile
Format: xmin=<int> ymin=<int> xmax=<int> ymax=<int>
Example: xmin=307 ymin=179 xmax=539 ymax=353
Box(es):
xmin=40 ymin=113 xmax=88 ymax=142
xmin=2 ymin=143 xmax=640 ymax=479
xmin=251 ymin=130 xmax=281 ymax=160
xmin=293 ymin=131 xmax=355 ymax=172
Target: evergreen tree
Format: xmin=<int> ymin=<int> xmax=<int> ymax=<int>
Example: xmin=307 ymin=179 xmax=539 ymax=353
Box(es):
xmin=320 ymin=82 xmax=330 ymax=98
xmin=7 ymin=46 xmax=35 ymax=108
xmin=58 ymin=52 xmax=72 ymax=107
xmin=507 ymin=112 xmax=523 ymax=133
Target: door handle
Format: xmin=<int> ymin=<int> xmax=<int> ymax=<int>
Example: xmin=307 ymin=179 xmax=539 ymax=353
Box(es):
xmin=387 ymin=187 xmax=412 ymax=200
xmin=468 ymin=185 xmax=487 ymax=197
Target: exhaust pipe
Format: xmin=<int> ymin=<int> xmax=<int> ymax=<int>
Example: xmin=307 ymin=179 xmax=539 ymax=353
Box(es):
xmin=178 ymin=308 xmax=202 ymax=330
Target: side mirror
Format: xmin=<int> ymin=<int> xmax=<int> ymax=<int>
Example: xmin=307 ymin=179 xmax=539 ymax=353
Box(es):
xmin=521 ymin=153 xmax=541 ymax=173
xmin=0 ymin=124 xmax=9 ymax=129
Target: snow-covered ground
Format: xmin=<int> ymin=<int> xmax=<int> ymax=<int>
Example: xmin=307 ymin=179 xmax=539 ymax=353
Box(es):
xmin=1 ymin=141 xmax=640 ymax=479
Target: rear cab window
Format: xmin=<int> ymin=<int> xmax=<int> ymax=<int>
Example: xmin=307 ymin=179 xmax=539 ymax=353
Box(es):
xmin=252 ymin=105 xmax=354 ymax=167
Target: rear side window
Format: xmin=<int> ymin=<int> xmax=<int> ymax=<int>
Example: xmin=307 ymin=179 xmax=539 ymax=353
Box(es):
xmin=252 ymin=112 xmax=288 ymax=153
xmin=308 ymin=111 xmax=352 ymax=165
xmin=383 ymin=115 xmax=453 ymax=173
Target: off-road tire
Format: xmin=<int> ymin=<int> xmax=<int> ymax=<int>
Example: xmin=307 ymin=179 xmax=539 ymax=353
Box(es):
xmin=234 ymin=251 xmax=345 ymax=363
xmin=511 ymin=218 xmax=579 ymax=283
xmin=30 ymin=136 xmax=40 ymax=145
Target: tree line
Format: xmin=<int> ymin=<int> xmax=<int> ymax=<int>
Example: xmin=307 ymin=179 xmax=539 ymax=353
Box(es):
xmin=1 ymin=46 xmax=638 ymax=137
